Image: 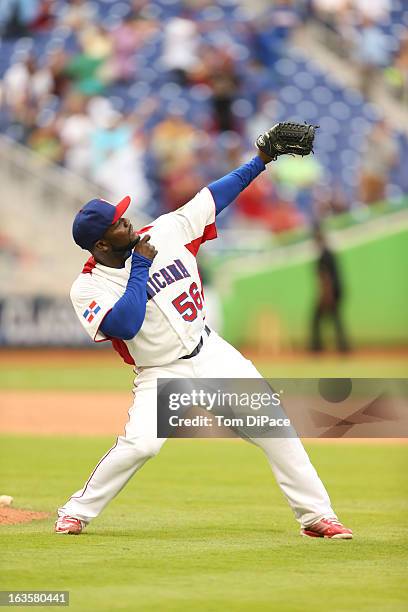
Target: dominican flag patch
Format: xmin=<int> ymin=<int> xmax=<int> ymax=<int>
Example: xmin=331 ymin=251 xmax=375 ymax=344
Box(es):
xmin=83 ymin=300 xmax=101 ymax=323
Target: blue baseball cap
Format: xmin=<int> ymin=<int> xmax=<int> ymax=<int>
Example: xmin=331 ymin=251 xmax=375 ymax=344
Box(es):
xmin=72 ymin=196 xmax=131 ymax=251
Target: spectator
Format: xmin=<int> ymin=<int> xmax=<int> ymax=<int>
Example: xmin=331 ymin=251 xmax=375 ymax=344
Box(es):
xmin=192 ymin=50 xmax=240 ymax=133
xmin=3 ymin=55 xmax=33 ymax=110
xmin=129 ymin=0 xmax=151 ymax=19
xmin=359 ymin=120 xmax=399 ymax=204
xmin=236 ymin=173 xmax=303 ymax=233
xmin=29 ymin=0 xmax=55 ymax=32
xmin=107 ymin=15 xmax=158 ymax=84
xmin=27 ymin=118 xmax=64 ymax=163
xmin=354 ymin=0 xmax=390 ymax=22
xmin=161 ymin=16 xmax=199 ymax=85
xmin=311 ymin=0 xmax=348 ymax=19
xmin=385 ymin=34 xmax=408 ymax=103
xmin=93 ymin=131 xmax=151 ymax=213
xmin=109 ymin=16 xmax=139 ymax=84
xmin=353 ymin=17 xmax=391 ymax=96
xmin=57 ymin=92 xmax=93 ymax=175
xmin=58 ymin=0 xmax=96 ymax=31
xmin=90 ymin=111 xmax=132 ymax=175
xmin=252 ymin=0 xmax=300 ymax=68
xmin=149 ymin=114 xmax=203 ymax=211
xmin=63 ymin=25 xmax=113 ymax=96
xmin=44 ymin=49 xmax=71 ymax=98
xmin=0 ymin=0 xmax=38 ymax=38
xmin=310 ymin=0 xmax=391 ymax=67
xmin=1 ymin=53 xmax=53 ymax=137
xmin=210 ymin=69 xmax=240 ymax=133
xmin=160 ymin=157 xmax=203 ymax=212
xmin=150 ymin=114 xmax=197 ymax=175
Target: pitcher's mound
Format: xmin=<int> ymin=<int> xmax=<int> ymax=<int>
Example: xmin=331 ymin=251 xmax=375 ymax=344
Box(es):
xmin=0 ymin=508 xmax=50 ymax=525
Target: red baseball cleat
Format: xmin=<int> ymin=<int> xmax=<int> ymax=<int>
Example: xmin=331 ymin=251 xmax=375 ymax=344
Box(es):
xmin=301 ymin=517 xmax=353 ymax=539
xmin=55 ymin=515 xmax=84 ymax=535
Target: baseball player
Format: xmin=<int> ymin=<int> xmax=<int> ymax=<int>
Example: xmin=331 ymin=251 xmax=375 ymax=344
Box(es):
xmin=56 ymin=123 xmax=352 ymax=539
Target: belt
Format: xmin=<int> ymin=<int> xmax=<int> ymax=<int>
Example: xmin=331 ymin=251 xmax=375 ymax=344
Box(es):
xmin=180 ymin=325 xmax=211 ymax=359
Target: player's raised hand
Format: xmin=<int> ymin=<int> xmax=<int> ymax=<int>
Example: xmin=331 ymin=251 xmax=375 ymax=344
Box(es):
xmin=134 ymin=234 xmax=157 ymax=261
xmin=256 ymin=122 xmax=318 ymax=162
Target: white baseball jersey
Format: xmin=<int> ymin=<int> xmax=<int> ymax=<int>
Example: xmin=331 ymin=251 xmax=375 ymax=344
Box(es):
xmin=70 ymin=187 xmax=217 ymax=366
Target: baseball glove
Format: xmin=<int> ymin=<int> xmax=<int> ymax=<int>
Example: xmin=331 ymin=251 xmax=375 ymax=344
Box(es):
xmin=255 ymin=122 xmax=318 ymax=160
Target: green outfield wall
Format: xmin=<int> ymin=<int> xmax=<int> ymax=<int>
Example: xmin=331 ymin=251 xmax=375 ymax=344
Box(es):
xmin=220 ymin=224 xmax=408 ymax=348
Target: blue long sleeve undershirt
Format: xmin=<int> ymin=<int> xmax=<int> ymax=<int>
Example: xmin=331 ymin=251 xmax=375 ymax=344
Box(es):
xmin=100 ymin=252 xmax=152 ymax=340
xmin=208 ymin=155 xmax=266 ymax=215
xmin=100 ymin=157 xmax=265 ymax=339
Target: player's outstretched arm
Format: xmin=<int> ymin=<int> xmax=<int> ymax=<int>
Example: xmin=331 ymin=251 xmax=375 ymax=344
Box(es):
xmin=207 ymin=156 xmax=267 ymax=217
xmin=100 ymin=236 xmax=157 ymax=340
xmin=208 ymin=122 xmax=317 ymax=216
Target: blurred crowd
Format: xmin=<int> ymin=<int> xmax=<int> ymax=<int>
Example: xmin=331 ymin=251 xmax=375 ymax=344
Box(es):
xmin=0 ymin=0 xmax=406 ymax=232
xmin=310 ymin=0 xmax=408 ymax=100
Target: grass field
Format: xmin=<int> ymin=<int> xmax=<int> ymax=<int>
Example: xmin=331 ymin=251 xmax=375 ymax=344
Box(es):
xmin=0 ymin=349 xmax=407 ymax=390
xmin=1 ymin=437 xmax=407 ymax=611
xmin=1 ymin=350 xmax=407 ymax=611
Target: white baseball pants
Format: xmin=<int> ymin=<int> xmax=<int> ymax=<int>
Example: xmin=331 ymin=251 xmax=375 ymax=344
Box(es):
xmin=59 ymin=330 xmax=336 ymax=528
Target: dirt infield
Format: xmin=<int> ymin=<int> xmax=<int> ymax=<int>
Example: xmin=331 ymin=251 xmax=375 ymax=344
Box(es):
xmin=1 ymin=347 xmax=406 ymax=438
xmin=0 ymin=390 xmax=406 ymax=443
xmin=0 ymin=507 xmax=50 ymax=525
xmin=0 ymin=391 xmax=131 ymax=435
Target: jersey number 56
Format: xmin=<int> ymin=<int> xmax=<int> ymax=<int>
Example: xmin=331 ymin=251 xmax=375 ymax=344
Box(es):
xmin=172 ymin=282 xmax=203 ymax=322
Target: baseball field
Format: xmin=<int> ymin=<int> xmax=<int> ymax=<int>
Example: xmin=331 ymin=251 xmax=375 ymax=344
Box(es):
xmin=1 ymin=349 xmax=407 ymax=611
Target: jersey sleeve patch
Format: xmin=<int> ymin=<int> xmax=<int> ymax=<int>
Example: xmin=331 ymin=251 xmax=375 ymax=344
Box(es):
xmin=71 ymin=277 xmax=118 ymax=343
xmin=82 ymin=300 xmax=102 ymax=323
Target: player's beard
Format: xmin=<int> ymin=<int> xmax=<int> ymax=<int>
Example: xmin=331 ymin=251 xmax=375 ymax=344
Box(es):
xmin=111 ymin=235 xmax=141 ymax=259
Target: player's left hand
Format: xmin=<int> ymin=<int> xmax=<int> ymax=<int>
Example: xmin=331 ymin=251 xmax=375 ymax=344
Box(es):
xmin=256 ymin=122 xmax=318 ymax=162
